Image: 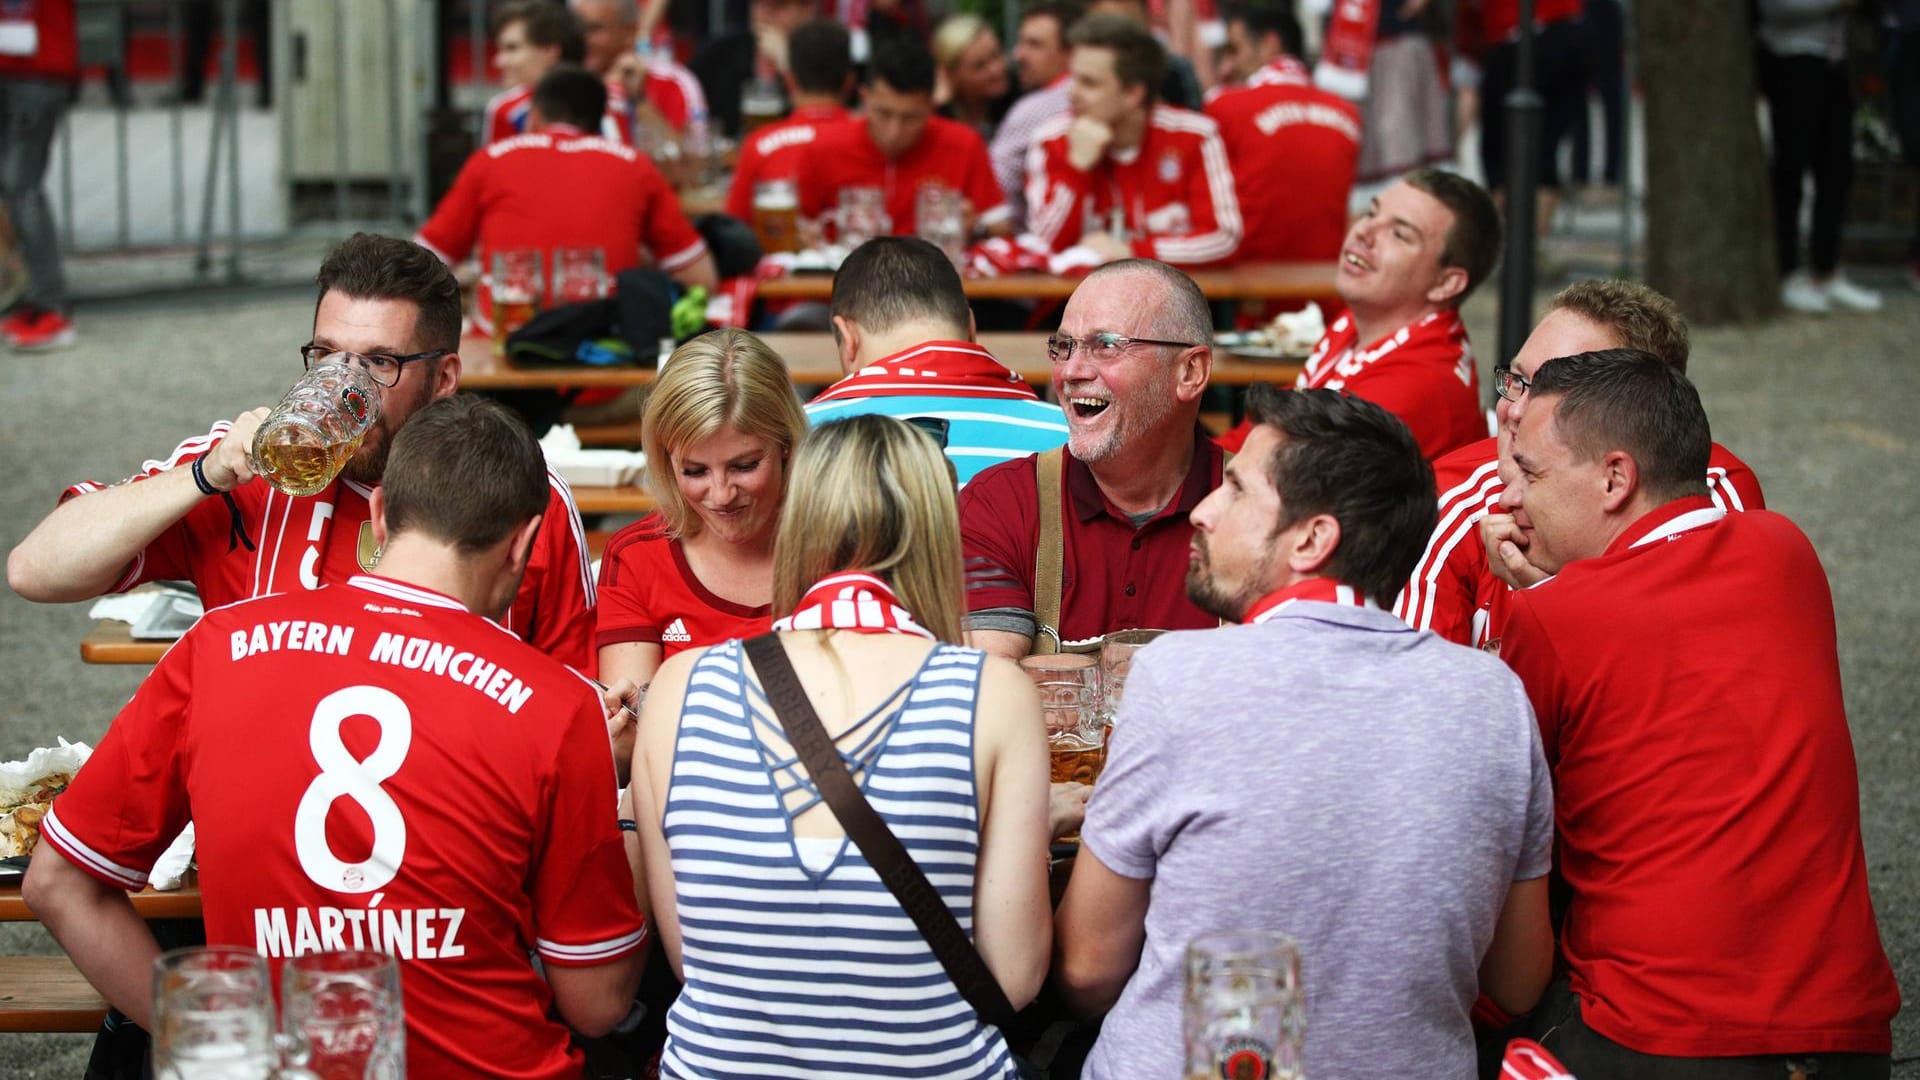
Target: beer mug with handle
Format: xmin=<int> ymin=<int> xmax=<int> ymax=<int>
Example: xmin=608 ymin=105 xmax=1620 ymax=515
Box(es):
xmin=151 ymin=946 xmax=279 ymax=1079
xmin=1184 ymin=930 xmax=1305 ymax=1080
xmin=249 ymin=356 xmax=381 ymax=498
xmin=278 ymin=950 xmax=406 ymax=1080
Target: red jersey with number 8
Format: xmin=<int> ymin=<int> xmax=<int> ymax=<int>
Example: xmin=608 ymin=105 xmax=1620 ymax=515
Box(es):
xmin=43 ymin=576 xmax=645 ymax=1080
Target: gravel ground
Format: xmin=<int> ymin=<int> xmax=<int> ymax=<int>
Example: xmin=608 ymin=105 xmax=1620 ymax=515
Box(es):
xmin=0 ymin=277 xmax=1914 ymax=1076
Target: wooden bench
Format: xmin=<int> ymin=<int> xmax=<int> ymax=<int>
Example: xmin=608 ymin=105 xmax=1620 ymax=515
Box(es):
xmin=0 ymin=956 xmax=107 ymax=1032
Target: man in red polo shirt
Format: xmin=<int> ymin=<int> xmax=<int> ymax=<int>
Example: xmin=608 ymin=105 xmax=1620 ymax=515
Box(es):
xmin=1394 ymin=280 xmax=1766 ymax=647
xmin=725 ymin=19 xmax=851 ymax=222
xmin=1203 ymin=7 xmax=1359 ymax=263
xmin=1494 ymin=350 xmax=1899 ymax=1077
xmin=805 ymin=237 xmax=1069 ymax=484
xmin=1221 ymin=168 xmax=1498 ymax=460
xmin=794 ymin=39 xmax=1011 ymax=242
xmin=25 ymin=397 xmax=646 ymax=1080
xmin=417 ymin=65 xmax=717 ymax=339
xmin=960 ymin=258 xmax=1222 ymax=658
xmin=1026 ymin=13 xmax=1242 ymax=267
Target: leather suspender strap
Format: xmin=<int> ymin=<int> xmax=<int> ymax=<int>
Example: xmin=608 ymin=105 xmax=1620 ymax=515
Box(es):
xmin=742 ymin=633 xmax=1018 ymax=1029
xmin=1033 ymin=448 xmax=1065 ymax=656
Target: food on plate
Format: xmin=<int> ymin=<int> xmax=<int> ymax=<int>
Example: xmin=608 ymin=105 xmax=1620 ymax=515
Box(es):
xmin=0 ymin=771 xmax=73 ymax=856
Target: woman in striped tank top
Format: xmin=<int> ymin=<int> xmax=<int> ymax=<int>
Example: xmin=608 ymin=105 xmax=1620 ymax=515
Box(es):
xmin=628 ymin=414 xmax=1053 ymax=1079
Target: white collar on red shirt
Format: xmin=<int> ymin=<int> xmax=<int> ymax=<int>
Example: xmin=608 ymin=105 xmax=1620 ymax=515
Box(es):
xmin=1300 ymin=309 xmax=1466 ymax=387
xmin=347 ymin=574 xmax=470 ymax=612
xmin=1248 ymin=55 xmax=1312 ymax=87
xmin=1616 ymin=496 xmax=1728 ymax=555
xmin=1241 ymin=577 xmax=1374 ymax=624
xmin=540 ymin=122 xmax=588 ymax=137
xmin=808 ymin=340 xmax=1039 ymax=403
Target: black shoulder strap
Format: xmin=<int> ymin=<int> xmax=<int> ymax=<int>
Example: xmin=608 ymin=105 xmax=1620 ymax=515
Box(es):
xmin=742 ymin=633 xmax=1017 ymax=1029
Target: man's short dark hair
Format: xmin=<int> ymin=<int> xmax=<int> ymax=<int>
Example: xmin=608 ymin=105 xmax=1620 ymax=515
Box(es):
xmin=1402 ymin=167 xmax=1501 ymax=306
xmin=1243 ymin=384 xmax=1437 ymax=608
xmin=532 ymin=63 xmax=608 ymax=130
xmin=383 ymin=395 xmax=551 ymax=553
xmin=1529 ymin=349 xmax=1712 ymax=505
xmin=1069 ymin=13 xmax=1166 ymax=102
xmin=494 ymin=1 xmax=586 ymax=63
xmin=1549 ymin=279 xmax=1690 ymax=373
xmin=314 ymin=233 xmax=462 ymax=355
xmin=1229 ymin=5 xmax=1302 ymax=58
xmin=831 ymin=237 xmax=971 ymax=338
xmin=1022 ymin=2 xmax=1086 ymax=43
xmin=788 ymin=20 xmax=852 ymax=96
xmin=870 ymin=35 xmax=936 ymax=95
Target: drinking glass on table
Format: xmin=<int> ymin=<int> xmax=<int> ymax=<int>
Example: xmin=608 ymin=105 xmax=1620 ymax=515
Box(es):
xmin=1099 ymin=628 xmax=1166 ymax=726
xmin=752 ymin=179 xmax=801 ymax=255
xmin=1183 ymin=930 xmax=1306 ymax=1080
xmin=151 ymin=946 xmax=278 ymax=1079
xmin=837 ymin=186 xmax=890 ymax=249
xmin=740 ymin=77 xmax=786 ymax=135
xmin=1017 ymin=653 xmax=1105 ymax=787
xmin=278 ymin=950 xmax=405 ymax=1080
xmin=552 ymin=247 xmax=609 ymax=305
xmin=914 ymin=184 xmax=968 ymax=269
xmin=489 ymin=249 xmax=544 ymax=352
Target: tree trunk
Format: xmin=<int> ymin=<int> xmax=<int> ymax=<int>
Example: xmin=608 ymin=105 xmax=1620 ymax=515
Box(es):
xmin=1636 ymin=1 xmax=1780 ymax=324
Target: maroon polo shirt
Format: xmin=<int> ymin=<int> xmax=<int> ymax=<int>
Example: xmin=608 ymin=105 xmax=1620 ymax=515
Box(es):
xmin=959 ymin=427 xmax=1224 ymax=645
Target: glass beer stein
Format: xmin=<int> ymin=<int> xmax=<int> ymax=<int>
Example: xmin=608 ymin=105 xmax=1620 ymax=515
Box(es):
xmin=249 ymin=357 xmax=381 ymax=498
xmin=1184 ymin=931 xmax=1306 ymax=1080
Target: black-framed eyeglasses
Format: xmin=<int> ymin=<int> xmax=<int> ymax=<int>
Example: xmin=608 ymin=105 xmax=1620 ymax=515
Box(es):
xmin=300 ymin=344 xmax=444 ymax=389
xmin=1492 ymin=362 xmax=1532 ymax=403
xmin=1046 ymin=331 xmax=1199 ymax=365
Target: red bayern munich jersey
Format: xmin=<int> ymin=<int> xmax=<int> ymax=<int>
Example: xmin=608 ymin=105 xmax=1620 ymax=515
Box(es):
xmin=958 ymin=428 xmax=1225 ymax=645
xmin=1498 ymin=498 xmax=1899 ymax=1056
xmin=63 ymin=422 xmax=596 ymax=670
xmin=725 ymin=103 xmax=852 ymax=221
xmin=481 ymin=82 xmax=637 ymax=146
xmin=41 ymin=575 xmax=646 ymax=1080
xmin=794 ymin=115 xmax=1011 ymax=237
xmin=415 ymin=125 xmax=709 ymax=336
xmin=1025 ymin=104 xmax=1244 ymax=267
xmin=1296 ymin=309 xmax=1484 ymax=459
xmin=1395 ymin=436 xmax=1767 ymax=646
xmin=596 ymin=513 xmax=772 ymax=657
xmin=1203 ymin=59 xmax=1360 ymax=262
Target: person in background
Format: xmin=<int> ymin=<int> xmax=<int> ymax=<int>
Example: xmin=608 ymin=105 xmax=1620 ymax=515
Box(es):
xmin=1025 ymin=13 xmax=1242 ymax=267
xmin=416 ymin=65 xmax=717 ymax=340
xmin=724 ymin=19 xmax=853 ymax=223
xmin=597 ymin=329 xmax=807 ymax=695
xmin=1349 ymin=0 xmax=1453 ymax=185
xmin=1221 ymin=169 xmax=1497 ymax=460
xmin=1089 ymin=0 xmax=1203 ymax=107
xmin=693 ymin=0 xmax=817 ymax=138
xmin=6 ymin=233 xmax=599 ymax=669
xmin=1055 ymin=385 xmax=1553 ymax=1080
xmin=795 ymin=38 xmax=1012 ymax=242
xmin=1203 ymin=5 xmax=1361 ymax=263
xmin=25 ymin=395 xmax=647 ymax=1079
xmin=990 ymin=1 xmax=1086 ymax=230
xmin=932 ymin=13 xmax=1018 ymax=141
xmin=628 ymin=413 xmax=1050 ymax=1078
xmin=481 ymin=1 xmax=589 ymax=144
xmin=0 ymin=0 xmax=77 ymax=350
xmin=1758 ymin=0 xmax=1884 ymax=314
xmin=573 ymin=0 xmax=712 ymax=143
xmin=806 ymin=237 xmax=1069 ymax=484
xmin=1493 ymin=350 xmax=1899 ymax=1077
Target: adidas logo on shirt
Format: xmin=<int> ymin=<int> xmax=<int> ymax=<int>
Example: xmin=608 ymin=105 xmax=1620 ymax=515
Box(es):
xmin=662 ymin=618 xmax=692 ymax=644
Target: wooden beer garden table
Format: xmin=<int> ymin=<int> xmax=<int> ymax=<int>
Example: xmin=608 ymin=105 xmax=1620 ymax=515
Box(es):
xmin=0 ymin=869 xmax=202 ymax=1031
xmin=458 ymin=332 xmax=1305 ymax=390
xmin=754 ymin=260 xmax=1337 ymax=303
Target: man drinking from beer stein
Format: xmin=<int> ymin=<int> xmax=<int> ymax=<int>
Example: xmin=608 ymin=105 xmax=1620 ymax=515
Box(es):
xmin=6 ymin=233 xmax=598 ymax=670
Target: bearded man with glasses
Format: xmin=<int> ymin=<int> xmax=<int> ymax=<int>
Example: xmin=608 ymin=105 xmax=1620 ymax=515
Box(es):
xmin=958 ymin=258 xmax=1222 ymax=667
xmin=7 ymin=233 xmax=598 ymax=670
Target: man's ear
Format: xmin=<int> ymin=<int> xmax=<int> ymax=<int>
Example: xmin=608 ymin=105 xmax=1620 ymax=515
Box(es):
xmin=370 ymin=488 xmax=391 ymax=550
xmin=433 ymin=350 xmax=462 ymax=400
xmin=1173 ymin=346 xmax=1213 ymax=403
xmin=1600 ymin=450 xmax=1639 ymax=514
xmin=830 ymin=315 xmax=862 ymax=374
xmin=507 ymin=515 xmax=543 ymax=576
xmin=1426 ymin=265 xmax=1469 ymax=308
xmin=1284 ymin=513 xmax=1341 ymax=577
xmin=967 ymin=307 xmax=978 ymax=343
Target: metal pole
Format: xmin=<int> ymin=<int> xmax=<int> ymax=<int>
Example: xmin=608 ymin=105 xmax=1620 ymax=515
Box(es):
xmin=1615 ymin=3 xmax=1634 ymax=277
xmin=386 ymin=0 xmax=404 ymax=222
xmin=223 ymin=0 xmax=243 ymax=281
xmin=334 ymin=0 xmax=350 ymax=225
xmin=170 ymin=0 xmax=186 ymax=244
xmin=1497 ymin=0 xmax=1542 ymax=369
xmin=469 ymin=0 xmax=487 ymax=144
xmin=115 ymin=79 xmax=130 ymax=249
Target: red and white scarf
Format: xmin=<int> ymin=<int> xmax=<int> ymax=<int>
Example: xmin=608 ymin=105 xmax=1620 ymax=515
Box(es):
xmin=1296 ymin=309 xmax=1469 ymax=392
xmin=808 ymin=341 xmax=1038 ymax=404
xmin=772 ymin=572 xmax=936 ymax=639
xmin=1242 ymin=577 xmax=1372 ymax=625
xmin=1313 ymin=0 xmax=1380 ymax=102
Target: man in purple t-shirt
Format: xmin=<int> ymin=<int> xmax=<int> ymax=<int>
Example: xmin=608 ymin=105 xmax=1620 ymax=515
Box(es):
xmin=1053 ymin=386 xmax=1556 ymax=1080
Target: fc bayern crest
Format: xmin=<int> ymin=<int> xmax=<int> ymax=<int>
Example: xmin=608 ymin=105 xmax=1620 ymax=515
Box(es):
xmin=1214 ymin=1036 xmax=1274 ymax=1080
xmin=1159 ymin=153 xmax=1181 ymax=183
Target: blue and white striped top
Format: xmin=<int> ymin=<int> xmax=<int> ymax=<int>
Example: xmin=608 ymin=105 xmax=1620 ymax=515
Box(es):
xmin=659 ymin=639 xmax=1019 ymax=1080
